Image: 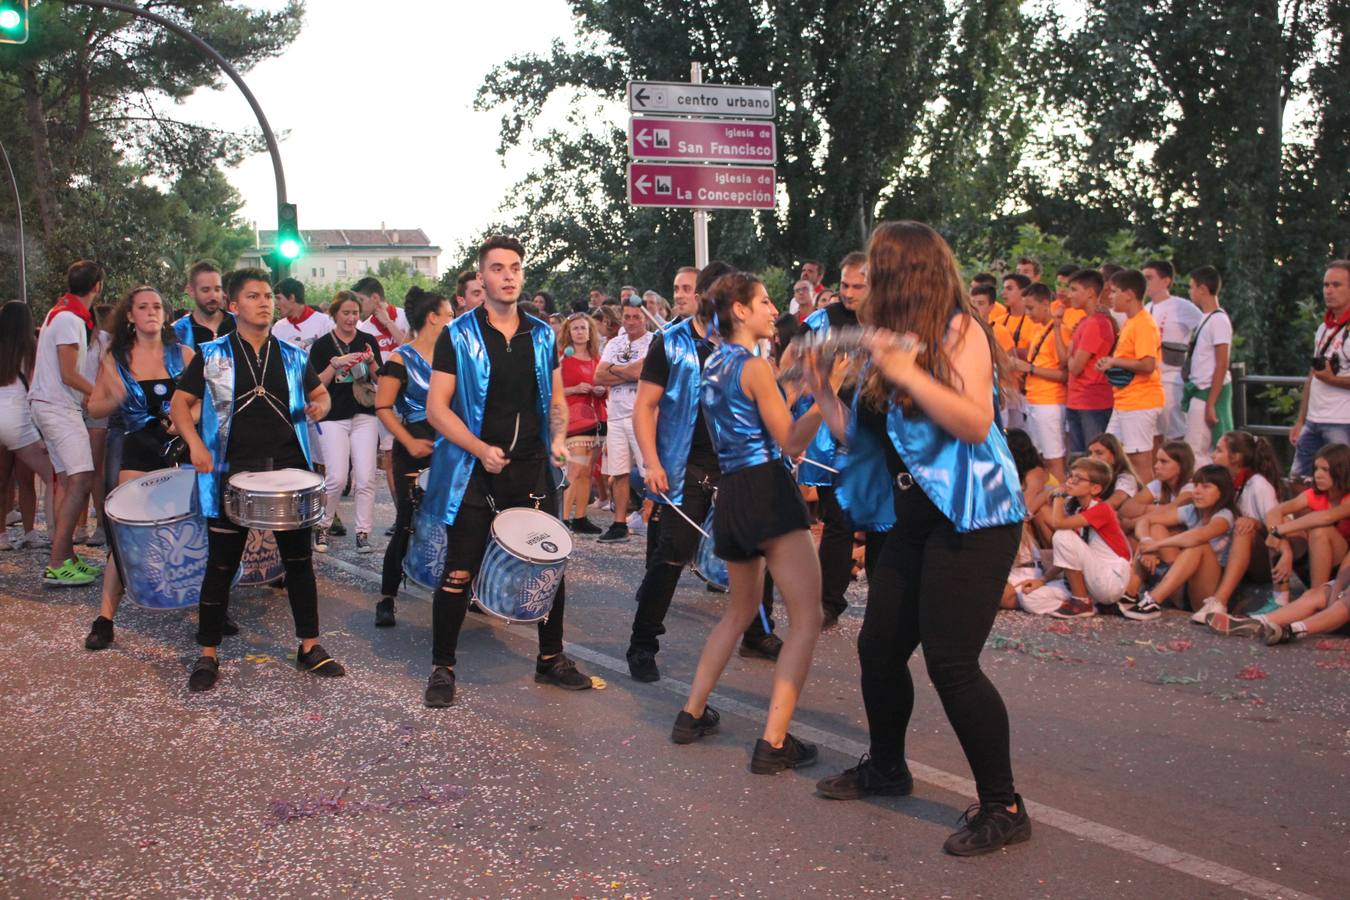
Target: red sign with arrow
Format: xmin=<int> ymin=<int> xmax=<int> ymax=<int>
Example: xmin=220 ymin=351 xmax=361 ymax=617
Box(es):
xmin=627 ymin=162 xmax=776 ymax=210
xmin=628 ymin=117 xmax=776 ymax=164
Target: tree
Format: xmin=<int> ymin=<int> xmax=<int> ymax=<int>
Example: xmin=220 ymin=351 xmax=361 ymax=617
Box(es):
xmin=376 ymin=256 xmax=410 ymax=279
xmin=0 ymin=0 xmax=303 ymax=304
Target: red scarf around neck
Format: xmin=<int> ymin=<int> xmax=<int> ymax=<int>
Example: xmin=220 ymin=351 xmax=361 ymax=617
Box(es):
xmin=287 ymin=304 xmax=317 ymax=326
xmin=46 ymin=293 xmax=95 ymax=333
xmin=366 ymin=304 xmax=398 ymax=339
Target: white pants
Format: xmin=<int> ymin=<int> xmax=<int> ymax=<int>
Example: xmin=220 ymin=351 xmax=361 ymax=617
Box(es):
xmin=317 ymin=414 xmax=379 ymax=534
xmin=1051 ymin=529 xmax=1131 ymax=603
xmin=1183 ymin=395 xmax=1216 ymax=465
xmin=1024 ymin=403 xmax=1066 ymax=461
xmin=1161 ymin=380 xmax=1186 ymax=440
xmin=1107 ymin=407 xmax=1161 ymax=455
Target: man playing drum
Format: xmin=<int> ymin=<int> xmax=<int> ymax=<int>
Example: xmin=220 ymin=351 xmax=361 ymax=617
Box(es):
xmin=171 ymin=268 xmax=346 ymax=693
xmin=420 ymin=235 xmax=592 ymax=707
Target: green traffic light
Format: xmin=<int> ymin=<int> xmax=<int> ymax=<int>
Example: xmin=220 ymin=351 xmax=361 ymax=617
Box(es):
xmin=0 ymin=10 xmax=20 ymax=30
xmin=278 ymin=237 xmax=302 ymax=260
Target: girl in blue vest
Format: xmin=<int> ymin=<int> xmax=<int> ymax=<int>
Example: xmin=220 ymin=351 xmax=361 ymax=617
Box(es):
xmin=674 ymin=272 xmax=829 ymax=774
xmin=82 ymin=287 xmax=192 ymax=650
xmin=372 ymin=286 xmax=452 ymax=627
xmin=812 ymin=221 xmax=1032 ymax=857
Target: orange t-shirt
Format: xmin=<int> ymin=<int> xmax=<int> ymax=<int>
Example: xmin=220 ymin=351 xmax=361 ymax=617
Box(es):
xmin=1060 ymin=306 xmax=1086 ymax=335
xmin=1112 ymin=309 xmax=1165 ymax=411
xmin=988 ymin=301 xmax=1009 ymax=327
xmin=1003 ymin=311 xmax=1034 ymax=355
xmin=1024 ymin=321 xmax=1068 ymax=406
xmin=991 ymin=320 xmax=1015 ymax=352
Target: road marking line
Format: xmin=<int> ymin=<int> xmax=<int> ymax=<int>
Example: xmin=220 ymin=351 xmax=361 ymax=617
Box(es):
xmin=322 ymin=554 xmax=1318 ymax=900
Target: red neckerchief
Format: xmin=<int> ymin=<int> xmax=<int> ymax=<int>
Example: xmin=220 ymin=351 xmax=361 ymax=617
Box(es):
xmin=1233 ymin=467 xmax=1253 ymax=493
xmin=46 ymin=293 xmax=95 ymax=333
xmin=1325 ymin=307 xmax=1350 ymax=329
xmin=366 ymin=305 xmax=398 ymax=340
xmin=287 ymin=305 xmax=316 ymax=326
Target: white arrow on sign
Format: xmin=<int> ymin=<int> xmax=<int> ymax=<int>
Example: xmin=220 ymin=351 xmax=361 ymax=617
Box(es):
xmin=636 ymin=129 xmax=651 ymax=148
xmin=635 ymin=175 xmax=651 ymax=195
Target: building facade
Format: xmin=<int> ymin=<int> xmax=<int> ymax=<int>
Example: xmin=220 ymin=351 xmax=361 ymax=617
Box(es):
xmin=239 ymin=226 xmax=442 ymax=283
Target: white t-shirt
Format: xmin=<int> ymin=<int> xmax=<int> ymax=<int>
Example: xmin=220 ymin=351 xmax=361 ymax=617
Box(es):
xmin=1185 ymin=309 xmax=1233 ymax=389
xmin=1113 ymin=472 xmax=1139 ymax=498
xmin=1147 ymin=296 xmax=1204 ymax=384
xmin=1307 ymin=319 xmax=1350 ymax=424
xmin=1237 ymin=473 xmax=1279 ymax=522
xmin=598 ymin=329 xmax=654 ymax=420
xmin=1146 ymin=478 xmax=1193 ymax=504
xmin=274 ymin=308 xmax=334 ymax=351
xmin=29 ymin=310 xmax=89 ymax=409
xmin=82 ymin=330 xmax=111 ymax=426
xmin=357 ymin=307 xmax=410 ymax=357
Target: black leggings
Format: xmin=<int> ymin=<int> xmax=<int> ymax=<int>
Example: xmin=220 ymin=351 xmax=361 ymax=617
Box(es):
xmin=859 ymin=483 xmax=1021 ymax=806
xmin=197 ymin=518 xmax=319 ymax=648
xmin=817 ymin=485 xmax=886 ymax=617
xmin=380 ymin=442 xmax=430 ymax=597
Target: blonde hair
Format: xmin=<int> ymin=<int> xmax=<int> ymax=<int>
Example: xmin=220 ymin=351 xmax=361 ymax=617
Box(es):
xmin=560 ymin=312 xmax=600 ymax=359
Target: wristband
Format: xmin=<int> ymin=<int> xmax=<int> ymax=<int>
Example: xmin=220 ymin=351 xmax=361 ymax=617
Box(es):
xmin=1270 ymin=526 xmax=1283 ymax=539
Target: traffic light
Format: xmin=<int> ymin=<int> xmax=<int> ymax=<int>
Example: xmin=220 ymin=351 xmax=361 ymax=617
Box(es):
xmin=276 ymin=202 xmax=302 ymax=261
xmin=0 ymin=1 xmax=28 ymax=45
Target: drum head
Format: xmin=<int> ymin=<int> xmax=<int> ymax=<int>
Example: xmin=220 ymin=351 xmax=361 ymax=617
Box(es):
xmin=228 ymin=467 xmax=323 ymax=492
xmin=418 ymin=469 xmax=430 ymax=490
xmin=106 ymin=468 xmax=197 ymax=525
xmin=490 ymin=508 xmax=572 ymax=563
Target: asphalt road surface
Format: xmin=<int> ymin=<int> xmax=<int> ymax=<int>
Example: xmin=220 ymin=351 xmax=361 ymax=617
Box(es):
xmin=1 ymin=492 xmax=1347 ymax=898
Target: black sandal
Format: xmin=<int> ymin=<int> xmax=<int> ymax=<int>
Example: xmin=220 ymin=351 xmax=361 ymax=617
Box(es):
xmin=188 ymin=655 xmax=219 ymax=692
xmin=296 ymin=643 xmax=346 ymax=678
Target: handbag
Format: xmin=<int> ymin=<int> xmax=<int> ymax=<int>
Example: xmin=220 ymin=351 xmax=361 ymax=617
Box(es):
xmin=352 ymin=373 xmax=377 ymax=408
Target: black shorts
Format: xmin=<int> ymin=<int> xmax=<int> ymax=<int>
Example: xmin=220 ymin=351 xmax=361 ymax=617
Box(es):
xmin=120 ymin=427 xmax=169 ymax=473
xmin=713 ymin=460 xmax=810 ymax=561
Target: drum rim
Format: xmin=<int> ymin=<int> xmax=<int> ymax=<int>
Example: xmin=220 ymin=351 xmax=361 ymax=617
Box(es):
xmin=226 ymin=467 xmax=324 ymax=492
xmin=467 ymin=594 xmax=550 ymax=625
xmin=105 ymin=472 xmax=201 ymax=528
xmin=487 ymin=509 xmax=573 ymax=564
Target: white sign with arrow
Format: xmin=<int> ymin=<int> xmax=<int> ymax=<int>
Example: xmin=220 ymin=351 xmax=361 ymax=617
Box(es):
xmin=628 ymin=80 xmax=775 ymax=119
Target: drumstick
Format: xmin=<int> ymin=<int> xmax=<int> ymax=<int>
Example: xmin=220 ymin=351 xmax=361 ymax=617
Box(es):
xmin=635 ymin=303 xmax=663 ymax=331
xmin=798 ymin=458 xmax=840 ymax=475
xmin=655 ymin=490 xmax=711 ymax=539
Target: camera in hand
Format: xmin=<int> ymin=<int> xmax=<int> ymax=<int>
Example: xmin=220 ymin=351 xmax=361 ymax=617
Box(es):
xmin=1312 ymin=355 xmax=1342 ymax=374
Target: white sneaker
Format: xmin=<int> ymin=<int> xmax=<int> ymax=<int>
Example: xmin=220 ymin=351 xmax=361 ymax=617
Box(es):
xmin=23 ymin=529 xmax=50 ymax=549
xmin=626 ymin=511 xmax=646 ymax=536
xmin=0 ymin=530 xmax=11 ymax=551
xmin=4 ymin=510 xmax=19 ymax=525
xmin=1190 ymin=596 xmax=1225 ymax=625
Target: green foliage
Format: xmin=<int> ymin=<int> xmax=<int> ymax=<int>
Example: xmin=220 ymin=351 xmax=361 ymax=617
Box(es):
xmin=304 ymin=270 xmax=436 ymax=309
xmin=760 ymin=266 xmax=790 ymax=312
xmin=376 ymin=257 xmax=410 ymax=279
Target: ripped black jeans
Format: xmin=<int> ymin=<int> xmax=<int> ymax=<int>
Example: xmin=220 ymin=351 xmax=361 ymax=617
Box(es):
xmin=196 ymin=518 xmax=319 ymax=648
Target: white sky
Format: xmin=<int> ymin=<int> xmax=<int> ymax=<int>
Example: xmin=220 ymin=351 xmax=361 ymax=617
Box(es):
xmin=167 ymin=0 xmax=582 ymax=272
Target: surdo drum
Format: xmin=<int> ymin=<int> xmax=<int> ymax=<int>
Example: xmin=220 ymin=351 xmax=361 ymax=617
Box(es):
xmin=473 ymin=507 xmax=572 ymax=624
xmin=403 ymin=469 xmax=444 ymax=590
xmin=693 ymin=501 xmax=728 ymax=592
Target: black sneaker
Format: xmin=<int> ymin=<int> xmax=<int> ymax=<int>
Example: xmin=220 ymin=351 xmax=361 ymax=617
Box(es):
xmin=296 ymin=643 xmax=346 ymax=678
xmin=313 ymin=528 xmax=330 ymax=553
xmin=942 ymin=794 xmax=1032 ymax=856
xmin=597 ymin=522 xmax=629 ymax=543
xmin=821 ymin=610 xmax=842 ymax=631
xmin=375 ymin=596 xmax=396 ymax=628
xmin=535 ymin=653 xmax=593 ymax=690
xmin=750 ymin=733 xmax=818 ymax=774
xmin=626 ymin=648 xmax=660 ymax=683
xmin=1261 ymin=621 xmax=1295 ymax=646
xmin=188 ymin=655 xmax=219 ymax=692
xmin=329 ymin=516 xmax=347 ymax=537
xmin=355 ymin=532 xmax=373 ymax=554
xmin=570 ymin=517 xmax=603 ymax=536
xmin=221 ymin=615 xmax=240 ymax=637
xmin=671 ymin=705 xmax=721 ymax=744
xmin=84 ymin=615 xmax=114 ymax=651
xmin=816 ymin=753 xmax=914 ymax=800
xmin=739 ymin=632 xmax=783 ymax=660
xmin=424 ymin=666 xmax=456 ymax=707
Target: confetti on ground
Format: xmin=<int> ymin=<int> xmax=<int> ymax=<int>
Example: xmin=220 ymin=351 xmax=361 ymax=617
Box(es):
xmin=590 ymin=676 xmax=607 ymax=689
xmin=1146 ymin=671 xmax=1207 ymax=685
xmin=1313 ymin=638 xmax=1350 ymax=651
xmin=1236 ymin=663 xmax=1269 ymax=680
xmin=1045 ymin=622 xmax=1073 ymax=635
xmin=244 ymin=653 xmax=276 ymax=664
xmin=1313 ymin=656 xmax=1350 ymax=671
xmin=1163 ymin=639 xmax=1194 ymax=652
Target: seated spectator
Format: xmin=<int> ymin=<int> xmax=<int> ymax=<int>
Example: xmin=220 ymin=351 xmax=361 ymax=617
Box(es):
xmin=1087 ymin=433 xmax=1140 ymax=510
xmin=1259 ymin=443 xmax=1350 ymax=608
xmin=1209 ymin=554 xmax=1350 ymax=645
xmin=1120 ymin=440 xmax=1195 ymax=532
xmin=1124 ymin=464 xmax=1237 ymax=620
xmin=1006 ymin=428 xmax=1056 ymax=544
xmin=1290 ymin=260 xmax=1350 ymax=478
xmin=1196 ymin=430 xmax=1284 ymax=620
xmin=1016 ymin=457 xmax=1133 ymax=619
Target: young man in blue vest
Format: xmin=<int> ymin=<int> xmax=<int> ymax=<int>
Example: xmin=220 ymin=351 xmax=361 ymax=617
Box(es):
xmin=172 ymin=260 xmax=236 ymax=349
xmin=171 ymin=268 xmax=344 ymax=693
xmin=420 ymin=235 xmax=592 ymax=707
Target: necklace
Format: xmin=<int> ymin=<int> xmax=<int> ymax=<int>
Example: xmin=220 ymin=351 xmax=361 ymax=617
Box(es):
xmin=240 ymin=334 xmax=272 ymax=398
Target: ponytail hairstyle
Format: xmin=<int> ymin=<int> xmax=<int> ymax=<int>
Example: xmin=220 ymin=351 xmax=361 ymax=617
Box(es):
xmin=1157 ymin=440 xmax=1195 ymax=502
xmin=1220 ymin=430 xmax=1286 ymax=500
xmin=403 ymin=285 xmax=449 ymax=334
xmin=696 ymin=260 xmax=735 ymax=324
xmin=1191 ymin=463 xmax=1238 ymax=516
xmin=1313 ymin=442 xmax=1350 ymax=501
xmin=1088 ymin=432 xmax=1140 ymax=487
xmin=709 ymin=271 xmax=763 ymax=341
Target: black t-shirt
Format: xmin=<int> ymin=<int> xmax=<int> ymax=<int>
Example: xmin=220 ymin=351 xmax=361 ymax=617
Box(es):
xmin=178 ymin=333 xmax=320 ymax=468
xmin=640 ymin=326 xmax=719 ymax=471
xmin=308 ymin=330 xmax=383 ymax=421
xmin=433 ymin=306 xmax=557 ymax=460
xmin=184 ymin=312 xmax=236 ymax=347
xmin=821 ymin=303 xmax=858 ymax=330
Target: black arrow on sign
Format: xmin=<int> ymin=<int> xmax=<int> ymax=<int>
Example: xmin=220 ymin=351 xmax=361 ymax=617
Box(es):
xmin=634 ymin=87 xmax=650 ymax=107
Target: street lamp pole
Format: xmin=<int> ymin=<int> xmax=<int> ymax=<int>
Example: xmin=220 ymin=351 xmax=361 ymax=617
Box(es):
xmin=63 ymin=0 xmax=292 ymax=277
xmin=0 ymin=138 xmax=26 ymax=304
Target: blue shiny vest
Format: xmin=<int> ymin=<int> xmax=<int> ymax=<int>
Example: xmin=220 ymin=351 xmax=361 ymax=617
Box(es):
xmin=701 ymin=343 xmax=779 ymax=475
xmin=835 ymin=379 xmax=1026 ymax=533
xmin=423 ymin=310 xmax=556 ymax=526
xmin=172 ymin=311 xmax=234 ymax=350
xmin=647 ymin=318 xmax=707 ymax=506
xmin=795 ymin=306 xmax=841 ymax=487
xmin=196 ymin=335 xmax=313 ymax=519
xmin=394 ymin=345 xmax=433 ymax=424
xmin=116 ymin=342 xmax=186 ymax=433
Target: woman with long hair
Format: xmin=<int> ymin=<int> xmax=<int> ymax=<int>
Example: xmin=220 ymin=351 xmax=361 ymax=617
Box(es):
xmin=308 ymin=290 xmax=383 ymax=553
xmin=559 ymin=313 xmax=606 ymax=534
xmin=372 ymin=287 xmax=452 ymax=627
xmin=0 ymin=300 xmax=57 ymax=552
xmin=812 ymin=222 xmax=1032 ymax=856
xmin=82 ymin=287 xmax=195 ymax=650
xmin=1197 ymin=430 xmax=1284 ymax=620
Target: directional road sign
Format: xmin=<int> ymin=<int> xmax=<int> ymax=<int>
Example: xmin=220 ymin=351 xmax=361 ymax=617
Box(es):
xmin=627 ymin=162 xmax=776 ymax=211
xmin=628 ymin=117 xmax=776 ymax=165
xmin=628 ymin=80 xmax=775 ymax=119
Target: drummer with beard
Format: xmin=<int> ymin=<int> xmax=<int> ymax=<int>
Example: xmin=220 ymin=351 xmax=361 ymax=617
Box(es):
xmin=171 ymin=268 xmax=345 ymax=693
xmin=420 ymin=235 xmax=593 ymax=708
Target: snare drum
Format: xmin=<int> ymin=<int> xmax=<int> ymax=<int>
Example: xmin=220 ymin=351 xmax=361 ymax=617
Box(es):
xmin=693 ymin=503 xmax=728 ymax=592
xmin=105 ymin=468 xmax=211 ymax=610
xmin=236 ymin=529 xmax=284 ymax=586
xmin=473 ymin=507 xmax=572 ymax=623
xmin=223 ymin=468 xmax=324 ymax=530
xmin=403 ymin=469 xmax=445 ymax=589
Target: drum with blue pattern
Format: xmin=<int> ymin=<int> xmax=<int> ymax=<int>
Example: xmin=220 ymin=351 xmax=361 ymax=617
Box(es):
xmin=473 ymin=508 xmax=572 ymax=623
xmin=693 ymin=502 xmax=727 ymax=592
xmin=105 ymin=469 xmax=211 ymax=610
xmin=236 ymin=529 xmax=284 ymax=586
xmin=403 ymin=470 xmax=445 ymax=590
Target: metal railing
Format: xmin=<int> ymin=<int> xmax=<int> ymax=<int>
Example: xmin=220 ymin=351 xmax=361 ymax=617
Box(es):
xmin=1230 ymin=362 xmax=1302 ymax=441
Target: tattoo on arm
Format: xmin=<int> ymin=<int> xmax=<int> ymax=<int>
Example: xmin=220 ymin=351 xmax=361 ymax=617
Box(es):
xmin=550 ymin=394 xmax=568 ymax=443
